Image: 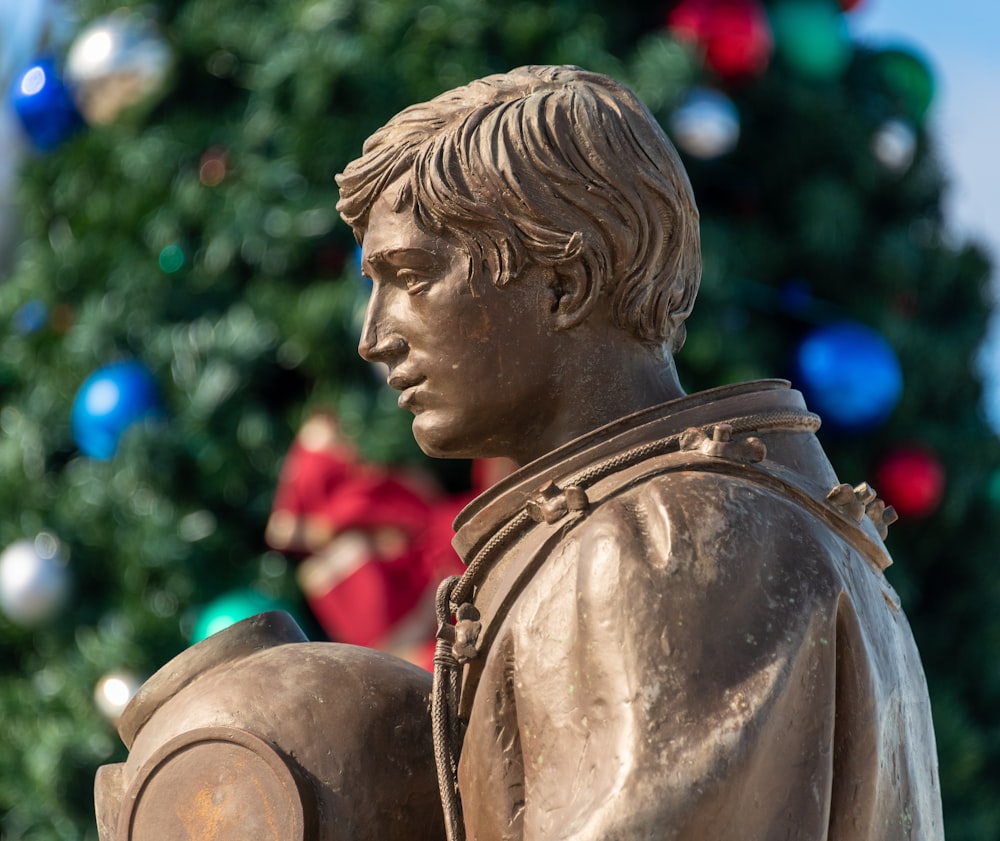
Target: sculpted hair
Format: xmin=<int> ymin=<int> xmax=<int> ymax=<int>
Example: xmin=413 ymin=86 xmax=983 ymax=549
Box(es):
xmin=336 ymin=65 xmax=701 ymax=353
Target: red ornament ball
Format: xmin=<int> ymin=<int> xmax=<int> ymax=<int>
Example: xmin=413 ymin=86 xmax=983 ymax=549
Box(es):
xmin=875 ymin=447 xmax=945 ymax=518
xmin=199 ymin=146 xmax=229 ymax=186
xmin=668 ymin=0 xmax=773 ymax=80
xmin=839 ymin=0 xmax=865 ymax=11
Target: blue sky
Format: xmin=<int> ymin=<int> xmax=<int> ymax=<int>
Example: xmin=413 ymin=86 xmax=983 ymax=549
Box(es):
xmin=848 ymin=0 xmax=1000 ymax=425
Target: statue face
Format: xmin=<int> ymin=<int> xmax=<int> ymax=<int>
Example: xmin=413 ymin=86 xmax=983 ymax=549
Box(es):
xmin=358 ymin=185 xmax=557 ymax=462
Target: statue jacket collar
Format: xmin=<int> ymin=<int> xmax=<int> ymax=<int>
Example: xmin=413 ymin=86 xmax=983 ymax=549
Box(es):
xmin=443 ymin=378 xmax=896 ymax=717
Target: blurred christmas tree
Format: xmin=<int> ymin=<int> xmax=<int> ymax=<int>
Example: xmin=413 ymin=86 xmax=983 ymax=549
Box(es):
xmin=0 ymin=0 xmax=996 ymax=838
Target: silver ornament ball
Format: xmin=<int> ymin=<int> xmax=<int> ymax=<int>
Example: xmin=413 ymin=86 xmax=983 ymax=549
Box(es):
xmin=65 ymin=10 xmax=173 ymax=125
xmin=872 ymin=119 xmax=917 ymax=174
xmin=0 ymin=534 xmax=70 ymax=626
xmin=670 ymin=88 xmax=741 ymax=160
xmin=94 ymin=671 xmax=142 ymax=720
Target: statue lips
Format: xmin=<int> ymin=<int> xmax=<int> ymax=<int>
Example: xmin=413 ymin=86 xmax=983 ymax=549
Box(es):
xmin=387 ymin=371 xmax=426 ymax=411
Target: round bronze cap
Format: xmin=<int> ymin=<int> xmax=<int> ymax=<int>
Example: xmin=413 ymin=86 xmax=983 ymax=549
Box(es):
xmin=117 ymin=611 xmax=307 ymax=748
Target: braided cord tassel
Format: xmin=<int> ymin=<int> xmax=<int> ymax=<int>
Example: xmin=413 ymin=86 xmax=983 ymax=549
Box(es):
xmin=432 ymin=575 xmax=466 ymax=841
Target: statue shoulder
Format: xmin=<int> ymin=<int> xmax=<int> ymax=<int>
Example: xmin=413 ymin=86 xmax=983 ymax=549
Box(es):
xmin=571 ymin=467 xmax=851 ymax=599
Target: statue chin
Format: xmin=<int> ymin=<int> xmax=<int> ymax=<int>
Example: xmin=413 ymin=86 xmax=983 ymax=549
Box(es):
xmin=411 ymin=415 xmax=485 ymax=462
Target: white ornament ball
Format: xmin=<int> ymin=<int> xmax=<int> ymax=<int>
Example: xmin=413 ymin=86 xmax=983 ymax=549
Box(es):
xmin=872 ymin=119 xmax=917 ymax=174
xmin=0 ymin=535 xmax=70 ymax=626
xmin=670 ymin=88 xmax=741 ymax=160
xmin=65 ymin=10 xmax=173 ymax=125
xmin=94 ymin=671 xmax=141 ymax=720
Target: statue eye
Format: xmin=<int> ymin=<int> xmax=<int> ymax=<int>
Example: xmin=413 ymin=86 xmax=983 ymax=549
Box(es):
xmin=398 ymin=269 xmax=430 ymax=294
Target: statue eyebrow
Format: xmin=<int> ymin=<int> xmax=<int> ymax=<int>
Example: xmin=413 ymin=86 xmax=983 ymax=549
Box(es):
xmin=363 ymin=247 xmax=439 ymax=273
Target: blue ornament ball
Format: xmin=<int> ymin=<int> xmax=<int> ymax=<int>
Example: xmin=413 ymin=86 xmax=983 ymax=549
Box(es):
xmin=190 ymin=589 xmax=288 ymax=643
xmin=779 ymin=279 xmax=813 ymax=315
xmin=9 ymin=57 xmax=84 ymax=152
xmin=796 ymin=322 xmax=902 ymax=431
xmin=71 ymin=360 xmax=162 ymax=459
xmin=13 ymin=300 xmax=49 ymax=334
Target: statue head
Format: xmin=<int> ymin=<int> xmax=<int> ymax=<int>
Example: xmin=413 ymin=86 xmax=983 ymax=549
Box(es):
xmin=336 ymin=66 xmax=702 ymax=464
xmin=336 ymin=65 xmax=701 ymax=355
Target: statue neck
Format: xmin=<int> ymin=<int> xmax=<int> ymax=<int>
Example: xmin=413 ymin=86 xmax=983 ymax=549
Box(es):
xmin=513 ymin=337 xmax=685 ymax=466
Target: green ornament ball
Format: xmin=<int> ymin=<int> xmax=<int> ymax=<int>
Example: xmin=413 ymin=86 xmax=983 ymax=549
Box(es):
xmin=190 ymin=589 xmax=289 ymax=643
xmin=874 ymin=46 xmax=935 ymax=123
xmin=769 ymin=0 xmax=852 ymax=81
xmin=987 ymin=470 xmax=1000 ymax=510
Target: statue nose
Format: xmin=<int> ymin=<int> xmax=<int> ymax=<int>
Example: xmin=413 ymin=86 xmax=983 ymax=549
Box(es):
xmin=359 ymin=326 xmax=408 ymax=363
xmin=358 ymin=281 xmax=409 ymax=363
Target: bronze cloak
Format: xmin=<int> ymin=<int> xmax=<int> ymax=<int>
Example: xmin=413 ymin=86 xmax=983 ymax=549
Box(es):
xmin=442 ymin=380 xmax=943 ymax=841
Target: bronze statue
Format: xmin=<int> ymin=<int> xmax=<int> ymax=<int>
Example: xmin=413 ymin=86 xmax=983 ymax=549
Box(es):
xmin=96 ymin=66 xmax=943 ymax=840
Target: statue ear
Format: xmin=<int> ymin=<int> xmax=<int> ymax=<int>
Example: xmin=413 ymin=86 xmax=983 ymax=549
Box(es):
xmin=548 ymin=259 xmax=598 ymax=331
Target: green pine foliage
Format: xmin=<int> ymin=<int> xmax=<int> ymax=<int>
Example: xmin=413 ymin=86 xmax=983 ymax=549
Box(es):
xmin=0 ymin=0 xmax=997 ymax=838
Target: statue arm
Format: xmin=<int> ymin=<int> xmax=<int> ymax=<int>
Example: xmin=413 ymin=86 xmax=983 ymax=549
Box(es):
xmin=509 ymin=477 xmax=844 ymax=841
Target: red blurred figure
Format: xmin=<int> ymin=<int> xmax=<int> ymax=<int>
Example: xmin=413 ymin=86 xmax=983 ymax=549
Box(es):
xmin=266 ymin=411 xmax=513 ymax=669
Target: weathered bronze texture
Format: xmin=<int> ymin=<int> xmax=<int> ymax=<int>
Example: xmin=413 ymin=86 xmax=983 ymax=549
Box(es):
xmin=99 ymin=65 xmax=943 ymax=840
xmin=94 ymin=612 xmax=445 ymax=840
